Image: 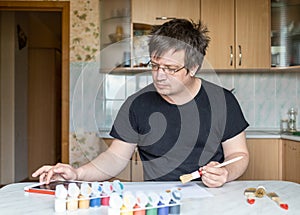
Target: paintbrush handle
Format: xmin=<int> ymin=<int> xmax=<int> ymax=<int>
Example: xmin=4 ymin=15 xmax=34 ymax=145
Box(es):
xmin=214 ymin=156 xmax=243 ymax=168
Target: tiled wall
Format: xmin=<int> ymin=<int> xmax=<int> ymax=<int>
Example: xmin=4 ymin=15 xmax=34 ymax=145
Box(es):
xmin=203 ymin=72 xmax=300 ymax=129
xmin=70 ymin=64 xmax=300 ymax=135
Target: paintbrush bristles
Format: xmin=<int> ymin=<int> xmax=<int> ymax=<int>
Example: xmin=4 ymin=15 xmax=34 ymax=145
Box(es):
xmin=179 ymin=170 xmax=201 ymax=184
xmin=179 ymin=174 xmax=194 ymax=184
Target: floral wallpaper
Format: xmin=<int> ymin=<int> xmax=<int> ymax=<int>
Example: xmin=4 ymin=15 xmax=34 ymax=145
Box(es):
xmin=70 ymin=0 xmax=100 ymax=62
xmin=69 ymin=132 xmax=108 ymax=167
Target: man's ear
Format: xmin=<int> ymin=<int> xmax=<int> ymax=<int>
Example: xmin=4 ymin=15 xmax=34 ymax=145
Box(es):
xmin=189 ymin=65 xmax=200 ymax=77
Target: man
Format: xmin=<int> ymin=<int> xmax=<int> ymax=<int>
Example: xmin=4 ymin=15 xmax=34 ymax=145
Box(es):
xmin=33 ymin=19 xmax=249 ymax=188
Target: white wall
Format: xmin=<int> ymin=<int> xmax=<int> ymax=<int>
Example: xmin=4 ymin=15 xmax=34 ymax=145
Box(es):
xmin=14 ymin=12 xmax=29 ymax=182
xmin=0 ymin=12 xmax=15 ymax=184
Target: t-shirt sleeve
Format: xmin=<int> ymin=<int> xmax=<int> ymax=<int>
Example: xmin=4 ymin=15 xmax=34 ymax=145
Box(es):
xmin=109 ymin=95 xmax=140 ymax=143
xmin=222 ymin=91 xmax=249 ymax=142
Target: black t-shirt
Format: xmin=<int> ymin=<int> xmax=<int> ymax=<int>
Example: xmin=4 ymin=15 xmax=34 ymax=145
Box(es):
xmin=110 ymin=79 xmax=249 ymax=181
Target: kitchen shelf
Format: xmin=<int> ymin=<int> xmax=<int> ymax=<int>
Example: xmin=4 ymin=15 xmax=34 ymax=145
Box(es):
xmin=99 ymin=66 xmax=300 ymax=75
xmin=103 ymin=16 xmax=130 ymax=22
xmin=100 ymin=67 xmax=151 ymax=75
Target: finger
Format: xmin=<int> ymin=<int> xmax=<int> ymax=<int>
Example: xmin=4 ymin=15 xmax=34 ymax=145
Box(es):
xmin=45 ymin=168 xmax=56 ymax=184
xmin=39 ymin=172 xmax=47 ymax=183
xmin=202 ymin=174 xmax=224 ymax=188
xmin=31 ymin=165 xmax=53 ymax=178
xmin=206 ymin=161 xmax=220 ymax=167
xmin=204 ymin=166 xmax=224 ymax=175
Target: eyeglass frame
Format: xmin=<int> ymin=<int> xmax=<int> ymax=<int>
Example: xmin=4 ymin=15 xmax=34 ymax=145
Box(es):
xmin=147 ymin=60 xmax=186 ymax=75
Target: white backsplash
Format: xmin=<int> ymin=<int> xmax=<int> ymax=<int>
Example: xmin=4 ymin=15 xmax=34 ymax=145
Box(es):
xmin=70 ymin=62 xmax=300 ymax=133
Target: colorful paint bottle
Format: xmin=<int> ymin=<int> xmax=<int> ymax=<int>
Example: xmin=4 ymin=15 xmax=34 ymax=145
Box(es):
xmin=108 ymin=192 xmax=123 ymax=215
xmin=54 ymin=184 xmax=68 ymax=213
xmin=112 ymin=180 xmax=124 ymax=195
xmin=121 ymin=191 xmax=136 ymax=215
xmin=67 ymin=183 xmax=80 ymax=211
xmin=78 ymin=182 xmax=92 ymax=209
xmin=90 ymin=182 xmax=102 ymax=208
xmin=157 ymin=191 xmax=171 ymax=215
xmin=146 ymin=192 xmax=159 ymax=215
xmin=133 ymin=191 xmax=148 ymax=215
xmin=102 ymin=181 xmax=113 ymax=206
xmin=168 ymin=188 xmax=181 ymax=215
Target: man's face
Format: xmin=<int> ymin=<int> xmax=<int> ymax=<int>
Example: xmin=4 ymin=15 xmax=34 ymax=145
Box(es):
xmin=151 ymin=50 xmax=193 ymax=99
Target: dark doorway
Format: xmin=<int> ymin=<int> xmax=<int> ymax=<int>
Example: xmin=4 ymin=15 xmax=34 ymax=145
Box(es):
xmin=0 ymin=1 xmax=70 ymax=184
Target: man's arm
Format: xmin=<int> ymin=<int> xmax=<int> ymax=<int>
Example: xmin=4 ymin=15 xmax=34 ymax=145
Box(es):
xmin=77 ymin=139 xmax=137 ymax=181
xmin=32 ymin=139 xmax=136 ymax=183
xmin=201 ymin=131 xmax=249 ymax=187
xmin=221 ymin=131 xmax=249 ymax=181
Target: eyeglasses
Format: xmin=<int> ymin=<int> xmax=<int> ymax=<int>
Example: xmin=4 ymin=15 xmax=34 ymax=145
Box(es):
xmin=147 ymin=61 xmax=186 ymax=75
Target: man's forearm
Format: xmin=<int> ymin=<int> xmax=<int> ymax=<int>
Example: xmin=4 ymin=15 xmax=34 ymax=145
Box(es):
xmin=225 ymin=152 xmax=249 ymax=182
xmin=76 ymin=147 xmax=132 ymax=181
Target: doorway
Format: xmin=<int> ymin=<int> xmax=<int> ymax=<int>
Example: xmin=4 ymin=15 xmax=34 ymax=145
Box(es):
xmin=0 ymin=1 xmax=70 ymax=184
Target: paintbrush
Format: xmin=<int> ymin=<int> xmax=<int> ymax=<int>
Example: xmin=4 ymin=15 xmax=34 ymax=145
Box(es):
xmin=179 ymin=156 xmax=244 ymax=184
xmin=267 ymin=192 xmax=288 ymax=210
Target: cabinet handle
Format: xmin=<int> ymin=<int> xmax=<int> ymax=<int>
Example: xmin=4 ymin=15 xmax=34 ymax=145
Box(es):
xmin=155 ymin=17 xmax=176 ymax=20
xmin=238 ymin=45 xmax=242 ymax=66
xmin=134 ymin=148 xmax=138 ymax=165
xmin=230 ymin=45 xmax=233 ymax=66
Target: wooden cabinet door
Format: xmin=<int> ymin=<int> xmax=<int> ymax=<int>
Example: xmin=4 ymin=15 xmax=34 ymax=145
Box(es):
xmin=239 ymin=139 xmax=283 ymax=180
xmin=132 ymin=0 xmax=200 ymax=25
xmin=201 ymin=0 xmax=270 ymax=69
xmin=235 ymin=0 xmax=270 ymax=69
xmin=283 ymin=139 xmax=300 ymax=183
xmin=201 ymin=0 xmax=235 ymax=69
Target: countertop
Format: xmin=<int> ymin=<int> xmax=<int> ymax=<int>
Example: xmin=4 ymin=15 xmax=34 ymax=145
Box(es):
xmin=246 ymin=130 xmax=300 ymax=141
xmin=1 ymin=181 xmax=299 ymax=215
xmin=100 ymin=130 xmax=300 ymax=141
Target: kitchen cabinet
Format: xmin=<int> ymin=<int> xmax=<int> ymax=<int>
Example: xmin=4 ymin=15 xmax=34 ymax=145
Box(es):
xmin=132 ymin=0 xmax=200 ymax=26
xmin=201 ymin=0 xmax=270 ymax=70
xmin=132 ymin=0 xmax=200 ymax=69
xmin=101 ymin=0 xmax=200 ymax=72
xmin=271 ymin=0 xmax=300 ymax=68
xmin=282 ymin=139 xmax=300 ymax=183
xmin=100 ymin=0 xmax=131 ymax=71
xmin=238 ymin=139 xmax=283 ymax=180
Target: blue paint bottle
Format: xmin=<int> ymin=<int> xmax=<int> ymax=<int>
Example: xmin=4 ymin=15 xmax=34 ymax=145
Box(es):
xmin=157 ymin=191 xmax=171 ymax=215
xmin=157 ymin=201 xmax=168 ymax=215
xmin=90 ymin=182 xmax=102 ymax=208
xmin=169 ymin=188 xmax=181 ymax=215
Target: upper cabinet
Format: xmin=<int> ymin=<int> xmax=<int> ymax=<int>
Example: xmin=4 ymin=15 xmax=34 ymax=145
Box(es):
xmin=131 ymin=0 xmax=200 ymax=68
xmin=271 ymin=0 xmax=300 ymax=68
xmin=100 ymin=0 xmax=131 ymax=71
xmin=132 ymin=0 xmax=200 ymax=25
xmin=201 ymin=0 xmax=270 ymax=70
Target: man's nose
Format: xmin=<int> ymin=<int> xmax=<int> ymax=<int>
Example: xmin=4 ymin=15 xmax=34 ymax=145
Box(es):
xmin=155 ymin=68 xmax=167 ymax=80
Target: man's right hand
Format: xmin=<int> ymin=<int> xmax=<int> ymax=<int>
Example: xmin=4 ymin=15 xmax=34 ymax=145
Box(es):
xmin=31 ymin=163 xmax=79 ymax=184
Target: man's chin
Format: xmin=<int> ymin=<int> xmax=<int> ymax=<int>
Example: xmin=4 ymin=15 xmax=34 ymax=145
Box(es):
xmin=154 ymin=86 xmax=169 ymax=96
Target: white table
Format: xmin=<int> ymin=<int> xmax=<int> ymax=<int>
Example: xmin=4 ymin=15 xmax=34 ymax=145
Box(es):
xmin=0 ymin=180 xmax=299 ymax=214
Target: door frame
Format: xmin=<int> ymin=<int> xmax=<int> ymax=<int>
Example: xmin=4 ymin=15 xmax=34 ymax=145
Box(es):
xmin=0 ymin=1 xmax=70 ymax=163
